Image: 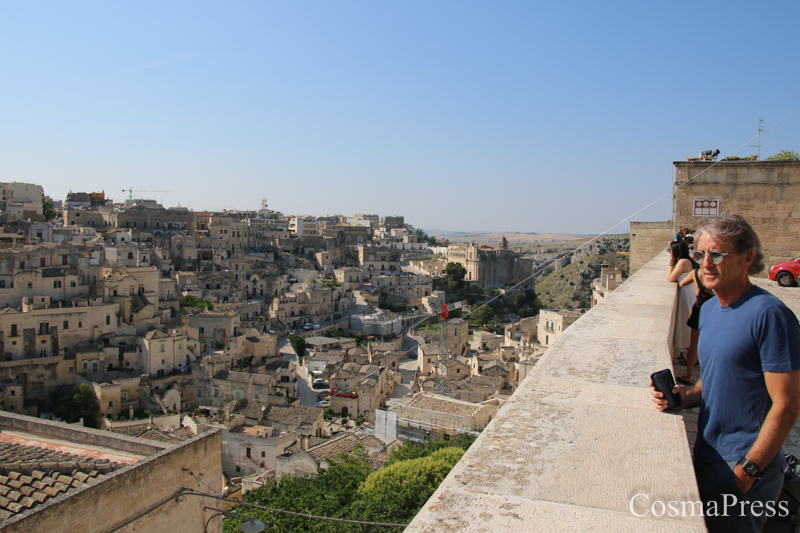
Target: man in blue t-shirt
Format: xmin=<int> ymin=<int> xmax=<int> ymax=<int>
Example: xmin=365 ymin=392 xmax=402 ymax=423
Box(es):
xmin=652 ymin=214 xmax=800 ymax=533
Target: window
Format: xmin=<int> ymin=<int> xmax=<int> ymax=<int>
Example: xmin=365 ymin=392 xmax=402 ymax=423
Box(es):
xmin=108 ymin=401 xmax=113 ymax=408
xmin=83 ymin=361 xmax=89 ymax=370
xmin=121 ymin=391 xmax=127 ymax=402
xmin=19 ymin=261 xmax=24 ymax=269
xmin=53 ymin=280 xmax=62 ymax=289
xmin=39 ymin=323 xmax=49 ymax=335
xmin=70 ymin=281 xmax=76 ymax=288
xmin=245 ymin=447 xmax=251 ymax=459
xmin=199 ymin=327 xmax=204 ymax=334
xmin=10 ymin=325 xmax=16 ymax=337
xmin=234 ymin=391 xmax=243 ymax=400
xmin=10 ymin=390 xmax=15 ymax=396
xmin=160 ymin=344 xmax=165 ymax=352
xmin=213 ymin=388 xmax=219 ymax=398
xmin=261 ymin=451 xmax=265 ymax=458
xmin=40 ymin=258 xmax=46 ymax=267
xmin=27 ymin=283 xmax=32 ymax=290
xmin=63 ymin=321 xmax=68 ymax=330
xmin=106 ymin=316 xmax=111 ymax=325
xmin=68 ymin=366 xmax=74 ymax=373
xmin=0 ymin=281 xmax=4 ymax=289
xmin=92 ymin=362 xmax=98 ymax=373
xmin=78 ymin=322 xmax=82 ymax=328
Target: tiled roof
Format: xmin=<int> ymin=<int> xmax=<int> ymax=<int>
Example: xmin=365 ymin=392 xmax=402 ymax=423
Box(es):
xmin=284 ymin=436 xmax=329 ymax=455
xmin=235 ymin=400 xmax=269 ymax=421
xmin=444 ymin=390 xmax=485 ymax=404
xmin=465 ymin=375 xmax=504 ymax=387
xmin=213 ymin=371 xmax=272 ymax=387
xmin=0 ymin=442 xmax=121 ymax=522
xmin=403 ymin=393 xmax=484 ymax=417
xmin=306 ymin=434 xmax=361 ymax=463
xmin=265 ymin=405 xmax=322 ymax=425
xmin=358 ymin=435 xmax=384 ymax=448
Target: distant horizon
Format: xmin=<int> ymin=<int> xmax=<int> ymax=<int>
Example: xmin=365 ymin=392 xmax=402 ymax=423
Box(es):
xmin=3 ymin=2 xmax=798 ymax=234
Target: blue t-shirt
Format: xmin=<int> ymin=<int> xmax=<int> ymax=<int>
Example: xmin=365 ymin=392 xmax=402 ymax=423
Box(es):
xmin=695 ymin=285 xmax=800 ymax=467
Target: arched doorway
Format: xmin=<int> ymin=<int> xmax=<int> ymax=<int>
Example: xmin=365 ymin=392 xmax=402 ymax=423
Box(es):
xmin=341 ymin=406 xmax=349 ymax=417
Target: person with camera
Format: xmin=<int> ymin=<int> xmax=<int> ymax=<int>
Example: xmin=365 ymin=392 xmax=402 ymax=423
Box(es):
xmin=651 ymin=214 xmax=800 ymax=533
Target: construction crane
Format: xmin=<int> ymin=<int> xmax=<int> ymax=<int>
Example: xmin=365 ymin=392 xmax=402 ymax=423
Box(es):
xmin=122 ymin=188 xmax=172 ymax=201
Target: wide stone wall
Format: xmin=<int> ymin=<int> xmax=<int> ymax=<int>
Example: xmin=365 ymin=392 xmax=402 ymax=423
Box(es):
xmin=629 ymin=221 xmax=672 ymax=275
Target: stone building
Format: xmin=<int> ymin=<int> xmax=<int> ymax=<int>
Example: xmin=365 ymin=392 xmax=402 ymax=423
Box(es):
xmin=591 ymin=263 xmax=624 ymax=307
xmin=631 ymin=160 xmax=800 ymax=274
xmin=537 ymin=309 xmax=583 ymax=347
xmin=0 ymin=411 xmax=223 ymax=533
xmin=447 ymin=237 xmax=533 ymax=289
xmin=358 ymin=245 xmax=399 ymax=275
xmin=673 ymin=159 xmax=800 ymax=270
xmin=117 ymin=202 xmax=195 ymax=233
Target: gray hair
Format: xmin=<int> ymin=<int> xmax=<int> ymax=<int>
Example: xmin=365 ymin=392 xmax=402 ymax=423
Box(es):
xmin=696 ymin=214 xmax=765 ymax=275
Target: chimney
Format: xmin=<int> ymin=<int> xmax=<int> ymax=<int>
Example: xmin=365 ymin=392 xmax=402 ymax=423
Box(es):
xmin=302 ymin=435 xmax=310 ymax=450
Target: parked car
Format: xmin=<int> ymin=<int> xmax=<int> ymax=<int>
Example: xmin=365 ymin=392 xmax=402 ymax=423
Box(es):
xmin=312 ymin=379 xmax=328 ymax=390
xmin=311 ymin=324 xmax=321 ymax=330
xmin=333 ymin=314 xmax=342 ymax=319
xmin=315 ymin=400 xmax=330 ymax=408
xmin=317 ymin=391 xmax=329 ymax=399
xmin=302 ymin=324 xmax=314 ymax=331
xmin=769 ymin=258 xmax=800 ymax=287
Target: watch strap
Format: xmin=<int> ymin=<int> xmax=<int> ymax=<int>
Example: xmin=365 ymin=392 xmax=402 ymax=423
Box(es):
xmin=739 ymin=458 xmax=762 ymax=478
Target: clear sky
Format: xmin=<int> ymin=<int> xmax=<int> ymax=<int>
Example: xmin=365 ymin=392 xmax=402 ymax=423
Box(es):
xmin=1 ymin=2 xmax=798 ymax=234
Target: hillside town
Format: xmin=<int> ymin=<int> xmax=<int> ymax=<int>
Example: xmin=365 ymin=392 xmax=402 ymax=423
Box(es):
xmin=0 ymin=184 xmax=614 ymax=526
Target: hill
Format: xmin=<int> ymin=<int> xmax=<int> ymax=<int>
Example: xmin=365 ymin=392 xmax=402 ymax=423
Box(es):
xmin=534 ymin=237 xmax=630 ymax=309
xmin=426 ymin=231 xmax=594 ymax=245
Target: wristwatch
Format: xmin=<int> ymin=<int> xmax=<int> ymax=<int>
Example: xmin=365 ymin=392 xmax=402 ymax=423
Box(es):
xmin=739 ymin=458 xmax=763 ymax=478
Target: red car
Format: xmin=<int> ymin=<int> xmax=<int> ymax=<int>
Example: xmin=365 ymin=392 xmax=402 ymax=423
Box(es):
xmin=768 ymin=258 xmax=800 ymax=287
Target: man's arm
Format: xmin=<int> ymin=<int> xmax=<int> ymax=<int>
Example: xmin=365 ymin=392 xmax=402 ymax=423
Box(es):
xmin=651 ymin=377 xmax=702 ymax=411
xmin=735 ymin=370 xmax=800 ymax=493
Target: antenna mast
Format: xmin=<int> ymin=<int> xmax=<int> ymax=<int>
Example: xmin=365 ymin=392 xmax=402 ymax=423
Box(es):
xmin=751 ymin=118 xmax=769 ymax=158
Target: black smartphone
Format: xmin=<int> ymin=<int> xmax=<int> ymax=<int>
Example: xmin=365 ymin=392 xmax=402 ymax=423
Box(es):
xmin=650 ymin=369 xmax=682 ymax=410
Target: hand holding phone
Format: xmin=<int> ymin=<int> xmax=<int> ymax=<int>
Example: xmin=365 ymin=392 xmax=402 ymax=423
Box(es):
xmin=650 ymin=369 xmax=682 ymax=410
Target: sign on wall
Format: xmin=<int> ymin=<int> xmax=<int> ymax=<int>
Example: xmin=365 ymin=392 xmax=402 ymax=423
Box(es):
xmin=693 ymin=197 xmax=721 ymax=216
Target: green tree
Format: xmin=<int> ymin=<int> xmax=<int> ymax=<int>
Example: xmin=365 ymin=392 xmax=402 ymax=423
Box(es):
xmin=49 ymin=385 xmax=100 ymax=428
xmin=767 ymin=150 xmax=800 ymax=161
xmin=180 ymin=295 xmax=213 ymax=309
xmin=288 ymin=334 xmax=306 ymax=358
xmin=354 ymin=448 xmax=464 ymax=523
xmin=444 ymin=262 xmax=467 ymax=291
xmin=513 ymin=293 xmax=526 ymax=307
xmin=224 ymin=451 xmax=372 ymax=533
xmin=469 ymin=305 xmax=495 ymax=327
xmin=42 ymin=198 xmax=56 ymax=221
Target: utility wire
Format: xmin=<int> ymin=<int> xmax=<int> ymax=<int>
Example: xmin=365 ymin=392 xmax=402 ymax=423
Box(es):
xmin=329 ymin=103 xmax=800 ymax=394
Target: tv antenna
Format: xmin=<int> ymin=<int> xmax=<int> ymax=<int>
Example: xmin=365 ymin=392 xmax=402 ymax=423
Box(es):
xmin=750 ymin=118 xmax=769 ymax=157
xmin=122 ymin=188 xmax=171 ymax=201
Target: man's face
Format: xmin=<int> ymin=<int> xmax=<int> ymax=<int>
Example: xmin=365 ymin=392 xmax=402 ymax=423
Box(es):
xmin=695 ymin=233 xmax=752 ymax=292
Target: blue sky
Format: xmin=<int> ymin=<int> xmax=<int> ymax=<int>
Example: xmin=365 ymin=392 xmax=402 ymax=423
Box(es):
xmin=1 ymin=2 xmax=798 ymax=234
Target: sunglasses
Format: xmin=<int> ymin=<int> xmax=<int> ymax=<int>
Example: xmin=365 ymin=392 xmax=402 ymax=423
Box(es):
xmin=692 ymin=250 xmax=729 ymax=265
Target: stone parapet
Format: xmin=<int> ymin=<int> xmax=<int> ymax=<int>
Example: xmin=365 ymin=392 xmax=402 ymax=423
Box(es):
xmin=405 ymin=251 xmax=706 ymax=532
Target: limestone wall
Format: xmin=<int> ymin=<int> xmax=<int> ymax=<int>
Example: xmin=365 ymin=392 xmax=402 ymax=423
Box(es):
xmin=5 ymin=427 xmax=223 ymax=533
xmin=629 ymin=221 xmax=672 ymax=275
xmin=674 ymin=160 xmax=800 ymax=273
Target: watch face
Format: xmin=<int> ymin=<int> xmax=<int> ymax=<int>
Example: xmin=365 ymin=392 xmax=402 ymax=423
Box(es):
xmin=742 ymin=460 xmax=760 ymax=477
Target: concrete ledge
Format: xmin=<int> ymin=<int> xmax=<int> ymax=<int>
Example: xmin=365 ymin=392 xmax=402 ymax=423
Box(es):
xmin=405 ymin=251 xmax=705 ymax=532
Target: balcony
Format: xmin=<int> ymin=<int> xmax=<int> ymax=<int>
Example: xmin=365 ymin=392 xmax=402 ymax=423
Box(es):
xmin=406 ymin=251 xmax=702 ymax=531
